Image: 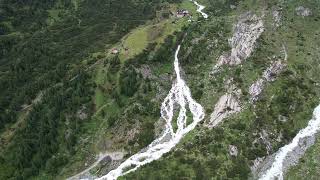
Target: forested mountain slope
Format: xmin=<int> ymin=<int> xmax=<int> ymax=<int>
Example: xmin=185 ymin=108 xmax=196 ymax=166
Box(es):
xmin=0 ymin=0 xmax=320 ymax=179
xmin=0 ymin=0 xmax=182 ymax=179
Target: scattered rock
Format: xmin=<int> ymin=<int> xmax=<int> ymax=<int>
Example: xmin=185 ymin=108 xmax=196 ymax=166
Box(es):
xmin=191 ymin=36 xmax=205 ymax=44
xmin=296 ymin=6 xmax=312 ymax=16
xmin=276 ymin=131 xmax=283 ymax=143
xmin=263 ymin=60 xmax=286 ymax=82
xmin=137 ymin=65 xmax=153 ymax=79
xmin=272 ymin=9 xmax=281 ymax=27
xmin=251 ymin=156 xmax=266 ymax=175
xmin=100 ymin=156 xmax=112 ymax=166
xmin=64 ymin=129 xmax=72 ymax=140
xmin=249 ymin=55 xmax=286 ymax=102
xmin=278 ymin=115 xmax=288 ymax=122
xmin=259 ymin=129 xmax=273 ymax=153
xmin=77 ymin=106 xmax=88 ymax=120
xmin=249 ymin=79 xmax=264 ymax=102
xmin=255 ymin=135 xmax=317 ymax=179
xmin=229 ymin=145 xmax=238 ymax=156
xmin=230 ymin=5 xmax=237 ymax=9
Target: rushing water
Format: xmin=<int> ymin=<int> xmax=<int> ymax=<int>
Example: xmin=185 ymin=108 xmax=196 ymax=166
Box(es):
xmin=191 ymin=0 xmax=208 ymax=19
xmin=260 ymin=105 xmax=320 ymax=180
xmin=97 ymin=45 xmax=205 ymax=180
xmin=68 ymin=2 xmax=208 ymax=180
xmin=96 ymin=2 xmax=208 ymax=179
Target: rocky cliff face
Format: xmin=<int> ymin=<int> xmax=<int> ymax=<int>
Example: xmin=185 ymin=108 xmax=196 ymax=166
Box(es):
xmin=250 ymin=59 xmax=286 ymax=102
xmin=3 ymin=0 xmax=316 ymax=179
xmin=207 ymin=80 xmax=242 ymax=128
xmin=212 ymin=12 xmax=264 ymax=73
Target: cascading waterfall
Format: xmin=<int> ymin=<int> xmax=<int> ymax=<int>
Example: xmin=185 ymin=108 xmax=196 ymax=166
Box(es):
xmin=95 ymin=2 xmax=208 ymax=180
xmin=191 ymin=0 xmax=208 ymax=19
xmin=259 ymin=105 xmax=320 ymax=180
xmin=68 ymin=2 xmax=208 ymax=180
xmin=97 ymin=45 xmax=205 ymax=180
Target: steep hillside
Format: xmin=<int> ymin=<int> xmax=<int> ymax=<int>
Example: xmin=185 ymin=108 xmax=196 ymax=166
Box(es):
xmin=119 ymin=0 xmax=320 ymax=179
xmin=0 ymin=0 xmax=319 ymax=180
xmin=0 ymin=0 xmax=183 ymax=179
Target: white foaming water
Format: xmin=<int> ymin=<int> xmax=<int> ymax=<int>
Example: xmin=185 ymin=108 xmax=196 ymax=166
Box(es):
xmin=260 ymin=105 xmax=320 ymax=180
xmin=191 ymin=0 xmax=208 ymax=19
xmin=69 ymin=2 xmax=208 ymax=180
xmin=97 ymin=45 xmax=205 ymax=180
xmin=95 ymin=2 xmax=208 ymax=179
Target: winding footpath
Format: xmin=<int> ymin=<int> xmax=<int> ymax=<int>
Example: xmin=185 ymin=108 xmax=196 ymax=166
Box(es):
xmin=260 ymin=105 xmax=320 ymax=180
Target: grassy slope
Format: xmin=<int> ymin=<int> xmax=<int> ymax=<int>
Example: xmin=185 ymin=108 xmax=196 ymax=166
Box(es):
xmin=282 ymin=0 xmax=320 ymax=178
xmin=65 ymin=0 xmax=320 ymax=178
xmin=1 ymin=0 xmax=318 ymax=179
xmin=57 ymin=1 xmax=196 ymax=178
xmin=121 ymin=0 xmax=320 ymax=179
xmin=0 ymin=0 xmax=185 ymax=179
xmin=286 ymin=136 xmax=320 ymax=180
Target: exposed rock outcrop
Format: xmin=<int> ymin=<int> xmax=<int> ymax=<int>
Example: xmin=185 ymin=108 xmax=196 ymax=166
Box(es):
xmin=249 ymin=45 xmax=287 ymax=102
xmin=263 ymin=60 xmax=286 ymax=82
xmin=249 ymin=79 xmax=265 ymax=102
xmin=272 ymin=8 xmax=282 ymax=27
xmin=206 ymin=79 xmax=242 ymax=128
xmin=229 ymin=145 xmax=239 ymax=156
xmin=259 ymin=129 xmax=273 ymax=153
xmin=67 ymin=151 xmax=126 ymax=180
xmin=212 ymin=12 xmax=264 ymax=73
xmin=207 ymin=93 xmax=241 ymax=128
xmin=295 ymin=6 xmax=312 ymax=17
xmin=137 ymin=65 xmax=153 ymax=79
xmin=253 ymin=135 xmax=317 ymax=179
xmin=249 ymin=60 xmax=286 ymax=102
xmin=254 ymin=105 xmax=320 ymax=179
xmin=77 ymin=106 xmax=88 ymax=120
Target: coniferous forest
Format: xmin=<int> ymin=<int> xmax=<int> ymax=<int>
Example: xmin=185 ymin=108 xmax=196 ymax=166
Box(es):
xmin=1 ymin=0 xmax=320 ymax=179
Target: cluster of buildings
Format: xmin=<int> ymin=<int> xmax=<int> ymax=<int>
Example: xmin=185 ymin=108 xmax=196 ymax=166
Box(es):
xmin=176 ymin=9 xmax=190 ymax=18
xmin=110 ymin=9 xmax=191 ymax=55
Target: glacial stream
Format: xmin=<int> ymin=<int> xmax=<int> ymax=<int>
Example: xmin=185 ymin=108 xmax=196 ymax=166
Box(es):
xmin=260 ymin=105 xmax=320 ymax=180
xmin=98 ymin=45 xmax=206 ymax=179
xmin=68 ymin=1 xmax=320 ymax=179
xmin=192 ymin=0 xmax=209 ymax=19
xmin=94 ymin=2 xmax=208 ymax=180
xmin=67 ymin=1 xmax=208 ymax=179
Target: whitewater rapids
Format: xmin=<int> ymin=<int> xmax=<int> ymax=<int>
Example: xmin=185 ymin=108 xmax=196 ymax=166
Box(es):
xmin=97 ymin=45 xmax=205 ymax=180
xmin=95 ymin=2 xmax=208 ymax=179
xmin=259 ymin=105 xmax=320 ymax=180
xmin=191 ymin=0 xmax=208 ymax=19
xmin=67 ymin=2 xmax=208 ymax=180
